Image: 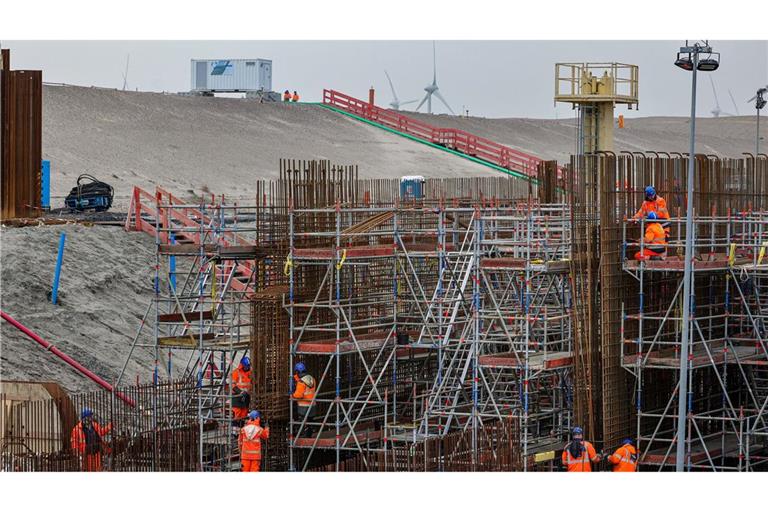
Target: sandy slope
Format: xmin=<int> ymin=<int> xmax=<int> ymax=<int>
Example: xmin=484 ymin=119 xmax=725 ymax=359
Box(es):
xmin=0 ymin=224 xmax=160 ymax=392
xmin=43 ymin=85 xmax=764 ymax=211
xmin=43 ymin=85 xmax=497 ymax=207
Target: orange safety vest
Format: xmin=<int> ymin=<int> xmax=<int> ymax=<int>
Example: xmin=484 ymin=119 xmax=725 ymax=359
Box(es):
xmin=643 ymin=222 xmax=667 ymax=252
xmin=232 ymin=365 xmax=251 ymax=392
xmin=292 ymin=93 xmax=300 ymax=102
xmin=70 ymin=421 xmax=111 ymax=455
xmin=561 ymin=440 xmax=598 ymax=472
xmin=608 ymin=444 xmax=638 ymax=472
xmin=293 ymin=374 xmax=316 ymax=407
xmin=238 ymin=419 xmax=269 ymax=461
xmin=634 ymin=196 xmax=670 ymax=221
xmin=283 ymin=91 xmax=291 ymax=101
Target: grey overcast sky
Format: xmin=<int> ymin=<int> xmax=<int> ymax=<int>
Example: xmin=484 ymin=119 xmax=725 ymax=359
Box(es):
xmin=4 ymin=40 xmax=767 ymax=119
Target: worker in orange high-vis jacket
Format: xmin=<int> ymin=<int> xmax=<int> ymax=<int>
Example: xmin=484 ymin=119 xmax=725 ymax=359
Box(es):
xmin=291 ymin=90 xmax=300 ymax=102
xmin=231 ymin=356 xmax=252 ymax=422
xmin=238 ymin=410 xmax=270 ymax=472
xmin=634 ymin=212 xmax=667 ymax=261
xmin=607 ymin=438 xmax=638 ymax=472
xmin=283 ymin=90 xmax=291 ymax=102
xmin=292 ymin=361 xmax=316 ymax=436
xmin=70 ymin=408 xmax=112 ymax=472
xmin=562 ymin=426 xmax=601 ymax=472
xmin=633 ymin=185 xmax=670 ymax=235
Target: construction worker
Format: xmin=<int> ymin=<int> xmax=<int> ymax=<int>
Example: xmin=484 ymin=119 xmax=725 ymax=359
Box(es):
xmin=634 ymin=212 xmax=667 ymax=261
xmin=561 ymin=426 xmax=601 ymax=472
xmin=633 ymin=185 xmax=670 ymax=235
xmin=283 ymin=89 xmax=291 ymax=102
xmin=231 ymin=356 xmax=252 ymax=422
xmin=238 ymin=410 xmax=270 ymax=472
xmin=607 ymin=438 xmax=638 ymax=472
xmin=292 ymin=362 xmax=316 ymax=436
xmin=291 ymin=90 xmax=300 ymax=102
xmin=70 ymin=408 xmax=112 ymax=472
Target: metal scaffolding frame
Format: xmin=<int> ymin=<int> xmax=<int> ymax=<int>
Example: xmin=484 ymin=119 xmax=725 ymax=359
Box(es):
xmin=122 ymin=188 xmax=262 ymax=470
xmin=621 ymin=213 xmax=768 ymax=470
xmin=288 ymin=203 xmax=401 ymax=471
xmin=417 ymin=202 xmax=574 ymax=469
xmin=286 ymin=198 xmax=574 ymax=471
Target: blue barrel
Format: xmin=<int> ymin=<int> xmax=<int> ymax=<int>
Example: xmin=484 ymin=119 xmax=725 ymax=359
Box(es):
xmin=400 ymin=175 xmax=425 ymax=200
xmin=41 ymin=160 xmax=51 ymax=209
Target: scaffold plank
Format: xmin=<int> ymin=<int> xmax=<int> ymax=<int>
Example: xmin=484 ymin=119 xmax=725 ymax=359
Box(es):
xmin=157 ymin=311 xmax=214 ymax=323
xmin=293 ymin=245 xmax=395 ymax=260
xmin=478 ymin=351 xmax=573 ymax=370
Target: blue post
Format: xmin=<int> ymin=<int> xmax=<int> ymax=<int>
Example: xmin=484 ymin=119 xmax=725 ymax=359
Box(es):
xmin=169 ymin=233 xmax=177 ymax=292
xmin=51 ymin=232 xmax=66 ymax=305
xmin=41 ymin=160 xmax=51 ymax=210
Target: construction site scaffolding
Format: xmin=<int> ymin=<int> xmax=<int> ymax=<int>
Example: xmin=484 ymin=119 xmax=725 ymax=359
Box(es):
xmin=416 ymin=202 xmax=573 ymax=469
xmin=122 ymin=188 xmax=261 ymax=470
xmin=621 ymin=213 xmax=768 ymax=470
xmin=287 ymin=195 xmax=573 ymax=470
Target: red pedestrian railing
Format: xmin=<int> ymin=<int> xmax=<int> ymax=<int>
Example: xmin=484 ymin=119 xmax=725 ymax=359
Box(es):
xmin=124 ymin=186 xmax=257 ymax=293
xmin=323 ymin=89 xmax=547 ymax=178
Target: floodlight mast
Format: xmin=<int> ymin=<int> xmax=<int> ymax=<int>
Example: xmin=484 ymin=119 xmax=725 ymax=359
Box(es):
xmin=748 ymin=87 xmax=767 ymax=156
xmin=673 ymin=40 xmax=719 ymax=472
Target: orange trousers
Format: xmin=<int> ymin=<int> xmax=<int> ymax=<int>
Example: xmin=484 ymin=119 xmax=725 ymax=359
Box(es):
xmin=634 ymin=248 xmax=666 ymax=261
xmin=233 ymin=407 xmax=249 ymax=420
xmin=241 ymin=458 xmax=262 ymax=472
xmin=80 ymin=453 xmax=103 ymax=472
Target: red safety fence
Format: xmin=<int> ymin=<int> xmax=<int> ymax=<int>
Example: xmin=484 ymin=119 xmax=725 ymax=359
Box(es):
xmin=323 ymin=89 xmax=548 ymax=178
xmin=124 ymin=186 xmax=258 ymax=293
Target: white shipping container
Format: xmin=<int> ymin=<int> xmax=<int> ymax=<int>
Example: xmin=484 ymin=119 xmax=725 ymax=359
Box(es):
xmin=190 ymin=59 xmax=272 ymax=92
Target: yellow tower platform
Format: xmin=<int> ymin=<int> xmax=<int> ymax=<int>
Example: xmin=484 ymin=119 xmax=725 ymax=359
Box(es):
xmin=555 ymin=63 xmax=639 ymax=154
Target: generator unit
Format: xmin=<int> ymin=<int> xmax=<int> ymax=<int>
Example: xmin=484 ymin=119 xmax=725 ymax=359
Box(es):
xmin=190 ymin=58 xmax=272 ymax=93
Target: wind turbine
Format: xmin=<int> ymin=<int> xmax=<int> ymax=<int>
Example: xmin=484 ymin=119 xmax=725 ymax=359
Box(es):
xmin=384 ymin=70 xmax=418 ymax=110
xmin=121 ymin=54 xmax=130 ymax=91
xmin=708 ymin=75 xmax=735 ymax=117
xmin=727 ymin=89 xmax=740 ymax=116
xmin=415 ymin=42 xmax=455 ymax=115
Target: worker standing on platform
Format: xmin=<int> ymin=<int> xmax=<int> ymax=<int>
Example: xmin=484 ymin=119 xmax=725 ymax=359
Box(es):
xmin=607 ymin=438 xmax=638 ymax=472
xmin=231 ymin=356 xmax=252 ymax=422
xmin=633 ymin=185 xmax=670 ymax=235
xmin=633 ymin=212 xmax=667 ymax=261
xmin=70 ymin=408 xmax=112 ymax=472
xmin=238 ymin=410 xmax=270 ymax=472
xmin=283 ymin=89 xmax=291 ymax=102
xmin=292 ymin=362 xmax=316 ymax=436
xmin=561 ymin=426 xmax=601 ymax=472
xmin=291 ymin=90 xmax=300 ymax=102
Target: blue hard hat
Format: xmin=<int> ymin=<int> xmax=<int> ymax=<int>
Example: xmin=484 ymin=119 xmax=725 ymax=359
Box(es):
xmin=248 ymin=410 xmax=261 ymax=420
xmin=645 ymin=186 xmax=656 ymax=199
xmin=241 ymin=356 xmax=251 ymax=369
xmin=294 ymin=362 xmax=306 ymax=373
xmin=622 ymin=437 xmax=634 ymax=446
xmin=572 ymin=426 xmax=583 ymax=436
xmin=647 ymin=211 xmax=658 ymax=220
xmin=81 ymin=408 xmax=93 ymax=419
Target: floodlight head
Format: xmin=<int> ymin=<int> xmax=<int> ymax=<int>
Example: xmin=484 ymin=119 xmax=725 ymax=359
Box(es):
xmin=697 ymin=55 xmax=720 ymax=72
xmin=675 ymin=54 xmax=694 ymax=71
